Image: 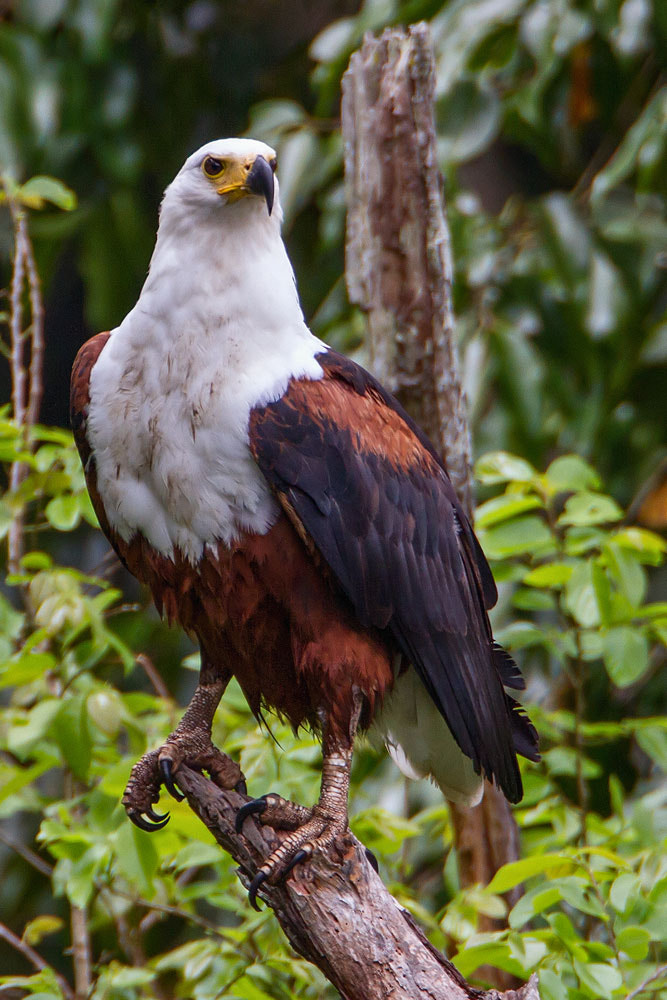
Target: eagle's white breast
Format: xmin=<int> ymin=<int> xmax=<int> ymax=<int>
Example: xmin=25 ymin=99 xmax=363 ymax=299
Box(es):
xmin=86 ymin=141 xmax=324 ymax=563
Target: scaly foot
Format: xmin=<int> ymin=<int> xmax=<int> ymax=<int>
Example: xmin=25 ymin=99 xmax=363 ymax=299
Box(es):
xmin=123 ymin=732 xmax=245 ymax=832
xmin=235 ymin=792 xmax=313 ymax=833
xmin=241 ymin=803 xmax=349 ymax=910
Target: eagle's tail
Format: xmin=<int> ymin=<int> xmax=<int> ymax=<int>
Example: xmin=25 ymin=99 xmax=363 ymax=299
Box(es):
xmin=371 ymin=667 xmax=485 ymax=807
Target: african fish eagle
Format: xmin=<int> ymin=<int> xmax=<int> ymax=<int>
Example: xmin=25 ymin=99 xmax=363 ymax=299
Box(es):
xmin=71 ymin=137 xmax=539 ymax=908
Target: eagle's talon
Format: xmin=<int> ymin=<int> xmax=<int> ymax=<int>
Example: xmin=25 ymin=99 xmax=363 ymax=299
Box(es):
xmin=128 ymin=809 xmax=170 ymax=832
xmin=248 ymin=870 xmax=269 ymax=911
xmin=282 ymin=847 xmax=310 ymax=877
xmin=235 ymin=777 xmax=248 ymax=796
xmin=365 ymin=847 xmax=379 ymax=873
xmin=159 ymin=757 xmax=185 ymax=801
xmin=146 ymin=806 xmax=169 ymax=823
xmin=235 ymin=796 xmax=267 ymax=833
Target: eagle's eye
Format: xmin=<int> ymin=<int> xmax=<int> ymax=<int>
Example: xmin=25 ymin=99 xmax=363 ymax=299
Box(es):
xmin=269 ymin=157 xmax=277 ymax=173
xmin=202 ymin=156 xmax=226 ymax=179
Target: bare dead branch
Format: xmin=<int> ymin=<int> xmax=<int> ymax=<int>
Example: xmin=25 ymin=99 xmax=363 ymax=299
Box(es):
xmin=176 ymin=766 xmax=540 ymax=1000
xmin=2 ymin=183 xmax=45 ymax=577
xmin=23 ymin=232 xmax=45 ymax=430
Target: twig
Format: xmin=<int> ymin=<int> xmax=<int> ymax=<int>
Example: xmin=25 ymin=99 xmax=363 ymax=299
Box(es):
xmin=23 ymin=230 xmax=44 ymax=430
xmin=69 ymin=906 xmax=91 ymax=1000
xmin=6 ymin=194 xmax=27 ymax=575
xmin=100 ymin=884 xmax=226 ymax=939
xmin=136 ymin=653 xmax=172 ymax=701
xmin=2 ymin=181 xmax=44 ymax=579
xmin=625 ymin=965 xmax=667 ymax=1000
xmin=97 ymin=889 xmax=169 ymax=1000
xmin=0 ymin=828 xmax=53 ymax=878
xmin=63 ymin=775 xmax=92 ymax=1000
xmin=0 ymin=920 xmax=74 ymax=1000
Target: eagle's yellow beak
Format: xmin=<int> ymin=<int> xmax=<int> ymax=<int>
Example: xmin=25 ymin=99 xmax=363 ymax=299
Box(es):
xmin=210 ymin=155 xmax=275 ymax=215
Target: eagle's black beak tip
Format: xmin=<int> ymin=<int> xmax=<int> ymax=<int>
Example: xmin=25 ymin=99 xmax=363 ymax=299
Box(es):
xmin=247 ymin=155 xmax=274 ymax=216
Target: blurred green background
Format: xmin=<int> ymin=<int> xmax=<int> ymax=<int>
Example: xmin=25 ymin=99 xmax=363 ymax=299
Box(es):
xmin=0 ymin=1 xmax=665 ymax=997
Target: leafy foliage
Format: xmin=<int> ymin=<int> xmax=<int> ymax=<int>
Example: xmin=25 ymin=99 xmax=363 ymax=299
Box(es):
xmin=0 ymin=1 xmax=665 ymax=996
xmin=249 ymin=0 xmax=667 ymax=501
xmin=0 ymin=421 xmax=664 ymax=996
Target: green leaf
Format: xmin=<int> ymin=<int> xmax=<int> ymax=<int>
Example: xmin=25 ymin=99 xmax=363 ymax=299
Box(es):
xmin=612 ymin=526 xmax=666 ymax=560
xmin=18 ymin=176 xmax=77 ymax=211
xmin=604 ymin=542 xmax=647 ymax=605
xmin=543 ymin=747 xmax=601 ymax=778
xmin=170 ymin=840 xmax=222 ymax=872
xmin=523 ymin=562 xmax=573 ymax=587
xmin=475 ymin=492 xmax=543 ymax=528
xmin=609 ymin=873 xmax=641 ymax=913
xmin=52 ymin=698 xmax=91 ymax=781
xmin=481 ymin=515 xmax=554 ymax=560
xmin=103 ymin=963 xmax=156 ymax=988
xmin=601 ymin=626 xmax=650 ymax=687
xmin=475 ymin=451 xmax=537 ymax=485
xmin=563 ymin=561 xmax=605 ymax=626
xmin=487 ymin=853 xmax=575 ymax=894
xmin=538 ymin=968 xmax=569 ymax=1000
xmin=44 ymin=495 xmax=80 ymax=531
xmin=22 ymin=916 xmax=64 ymax=946
xmin=636 ymin=725 xmax=667 ymax=771
xmin=615 ymin=925 xmax=651 ymax=960
xmin=509 ymin=884 xmax=563 ymax=928
xmin=592 ymin=88 xmax=667 ymax=202
xmin=436 ymin=79 xmax=501 ymax=163
xmin=574 ymin=959 xmax=622 ymax=999
xmin=558 ymin=492 xmax=623 ymax=527
xmin=512 ymin=588 xmax=556 ymax=611
xmin=112 ymin=823 xmax=160 ymax=896
xmin=545 ymin=455 xmax=600 ymax=492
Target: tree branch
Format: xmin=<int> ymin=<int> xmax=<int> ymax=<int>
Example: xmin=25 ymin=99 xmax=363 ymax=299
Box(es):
xmin=0 ymin=920 xmax=74 ymax=1000
xmin=176 ymin=767 xmax=539 ymax=1000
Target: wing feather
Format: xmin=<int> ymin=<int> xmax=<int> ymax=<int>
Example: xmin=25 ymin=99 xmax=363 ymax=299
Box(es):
xmin=250 ymin=350 xmax=538 ymax=802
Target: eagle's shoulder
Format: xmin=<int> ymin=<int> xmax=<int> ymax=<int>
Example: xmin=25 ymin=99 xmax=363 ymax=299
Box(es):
xmin=70 ymin=332 xmax=115 ymax=543
xmin=250 ymin=348 xmax=497 ymax=612
xmin=70 ymin=331 xmax=111 ymax=466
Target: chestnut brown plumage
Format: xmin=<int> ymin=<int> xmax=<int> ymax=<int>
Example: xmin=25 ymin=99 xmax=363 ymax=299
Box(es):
xmin=70 ymin=137 xmax=538 ymax=909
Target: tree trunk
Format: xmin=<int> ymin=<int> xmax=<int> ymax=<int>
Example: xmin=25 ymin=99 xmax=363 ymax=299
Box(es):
xmin=342 ymin=23 xmax=524 ymax=989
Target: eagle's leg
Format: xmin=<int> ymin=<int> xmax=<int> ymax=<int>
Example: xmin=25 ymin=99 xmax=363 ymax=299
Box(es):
xmin=241 ymin=692 xmax=362 ymax=910
xmin=123 ymin=658 xmax=244 ymax=832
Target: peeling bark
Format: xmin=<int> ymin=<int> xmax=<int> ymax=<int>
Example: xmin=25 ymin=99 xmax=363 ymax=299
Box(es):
xmin=177 ymin=766 xmax=540 ymax=1000
xmin=342 ymin=23 xmax=525 ymax=990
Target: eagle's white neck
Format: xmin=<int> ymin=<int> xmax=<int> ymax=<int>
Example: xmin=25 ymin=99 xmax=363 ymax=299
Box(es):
xmin=86 ymin=190 xmax=325 ymax=562
xmin=137 ymin=193 xmax=307 ymax=348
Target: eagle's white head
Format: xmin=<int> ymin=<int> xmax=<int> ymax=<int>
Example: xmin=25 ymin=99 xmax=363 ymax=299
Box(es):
xmin=160 ymin=137 xmax=281 ymax=225
xmin=139 ymin=137 xmax=306 ymax=336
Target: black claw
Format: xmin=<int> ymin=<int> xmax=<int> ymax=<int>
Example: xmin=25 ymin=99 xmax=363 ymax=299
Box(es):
xmin=235 ymin=796 xmax=267 ymax=834
xmin=160 ymin=758 xmax=185 ymax=801
xmin=282 ymin=848 xmax=309 ymax=878
xmin=146 ymin=807 xmax=169 ymax=823
xmin=365 ymin=847 xmax=379 ymax=873
xmin=235 ymin=777 xmax=248 ymax=796
xmin=128 ymin=809 xmax=170 ymax=832
xmin=248 ymin=870 xmax=268 ymax=911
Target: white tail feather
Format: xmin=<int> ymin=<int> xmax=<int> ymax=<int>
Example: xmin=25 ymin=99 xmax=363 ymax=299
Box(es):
xmin=373 ymin=667 xmax=484 ymax=808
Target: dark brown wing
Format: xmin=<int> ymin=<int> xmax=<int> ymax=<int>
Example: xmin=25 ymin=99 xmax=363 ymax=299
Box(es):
xmin=250 ymin=349 xmax=538 ymax=802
